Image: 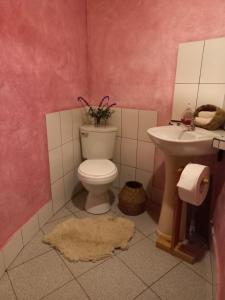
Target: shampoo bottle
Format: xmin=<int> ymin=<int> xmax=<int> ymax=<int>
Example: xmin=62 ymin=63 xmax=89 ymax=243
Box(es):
xmin=181 ymin=103 xmax=194 ymax=125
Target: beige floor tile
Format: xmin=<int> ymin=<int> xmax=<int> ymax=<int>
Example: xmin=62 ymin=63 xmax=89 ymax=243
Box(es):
xmin=118 ymin=238 xmax=179 ymax=286
xmin=112 ymin=206 xmax=157 ymax=236
xmin=41 ymin=215 xmax=75 ymax=234
xmin=61 ymin=255 xmax=106 ymax=278
xmin=115 ymin=229 xmax=145 ymax=256
xmin=8 ymin=232 xmax=51 ymax=270
xmin=47 ymin=207 xmax=72 ymax=223
xmin=42 ymin=280 xmax=88 ymax=300
xmin=148 ymin=232 xmax=158 ymax=242
xmin=8 ymin=251 xmax=73 ymax=300
xmin=78 ymin=256 xmax=146 ymax=300
xmin=65 ymin=200 xmax=81 ymax=214
xmin=184 ymin=251 xmax=212 ymax=283
xmin=0 ymin=273 xmax=16 ymax=299
xmin=135 ymin=288 xmax=160 ymax=300
xmin=151 ymin=263 xmax=212 ymax=300
xmin=69 ymin=191 xmax=87 ymax=211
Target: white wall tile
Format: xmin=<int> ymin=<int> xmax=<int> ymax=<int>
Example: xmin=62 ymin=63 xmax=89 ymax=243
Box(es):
xmin=0 ymin=251 xmax=5 ymax=278
xmin=172 ymin=84 xmax=198 ymax=120
xmin=64 ymin=170 xmax=78 ymax=202
xmin=138 ymin=110 xmax=157 ymax=142
xmin=175 ymin=41 xmax=204 ymax=83
xmin=46 ymin=112 xmax=61 ymax=150
xmin=122 ymin=108 xmax=138 ymax=139
xmin=2 ymin=230 xmax=23 ymax=268
xmin=121 ymin=138 xmax=137 ymax=167
xmin=201 ymin=37 xmax=225 ymax=83
xmin=74 ymin=140 xmax=82 ymax=167
xmin=51 ymin=178 xmax=66 ymax=213
xmin=60 ymin=110 xmax=73 ymax=144
xmin=137 ymin=141 xmax=155 ymax=172
xmin=108 ymin=108 xmax=122 ymax=136
xmin=38 ymin=201 xmax=53 ymax=228
xmin=49 ymin=147 xmax=63 ymax=183
xmin=197 ymin=84 xmax=225 ymax=108
xmin=73 ymin=108 xmax=83 ymax=139
xmin=120 ymin=165 xmax=135 ymax=188
xmin=135 ymin=169 xmax=153 ymax=191
xmin=21 ymin=215 xmax=39 ymax=245
xmin=113 ymin=137 xmax=121 ymax=163
xmin=62 ymin=141 xmax=74 ymax=175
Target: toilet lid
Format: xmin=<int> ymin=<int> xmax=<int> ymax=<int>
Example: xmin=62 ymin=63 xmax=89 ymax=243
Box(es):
xmin=78 ymin=159 xmax=117 ymax=178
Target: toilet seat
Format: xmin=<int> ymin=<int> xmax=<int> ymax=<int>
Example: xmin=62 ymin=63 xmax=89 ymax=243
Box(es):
xmin=78 ymin=159 xmax=118 ymax=185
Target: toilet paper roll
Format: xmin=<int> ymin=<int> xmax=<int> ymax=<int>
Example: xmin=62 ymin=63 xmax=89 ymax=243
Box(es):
xmin=177 ymin=163 xmax=210 ymax=206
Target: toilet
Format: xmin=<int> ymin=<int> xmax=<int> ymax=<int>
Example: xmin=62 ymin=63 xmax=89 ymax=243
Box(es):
xmin=78 ymin=125 xmax=118 ymax=214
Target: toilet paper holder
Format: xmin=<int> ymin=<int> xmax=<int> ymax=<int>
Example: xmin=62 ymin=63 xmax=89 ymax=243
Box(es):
xmin=156 ymin=166 xmax=208 ymax=264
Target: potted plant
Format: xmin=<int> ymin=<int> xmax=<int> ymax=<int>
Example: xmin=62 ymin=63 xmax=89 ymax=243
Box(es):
xmin=77 ymin=96 xmax=116 ymax=126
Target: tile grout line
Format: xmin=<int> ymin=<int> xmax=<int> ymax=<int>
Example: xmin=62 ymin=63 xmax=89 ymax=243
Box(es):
xmin=6 ymin=271 xmax=19 ymax=300
xmin=181 ymin=261 xmax=213 ymax=285
xmin=39 ymin=278 xmax=75 ymax=300
xmin=8 ymin=249 xmax=53 ymax=272
xmin=149 ymin=261 xmax=182 ymax=288
xmin=54 ymin=251 xmax=92 ymax=300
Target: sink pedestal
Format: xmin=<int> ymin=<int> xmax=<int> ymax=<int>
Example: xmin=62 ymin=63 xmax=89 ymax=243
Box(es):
xmin=157 ymin=154 xmax=192 ymax=241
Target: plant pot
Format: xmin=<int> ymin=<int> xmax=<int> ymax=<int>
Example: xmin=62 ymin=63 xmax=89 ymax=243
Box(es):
xmin=118 ymin=181 xmax=147 ymax=216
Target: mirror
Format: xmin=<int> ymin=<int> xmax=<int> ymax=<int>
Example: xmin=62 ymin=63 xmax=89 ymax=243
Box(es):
xmin=172 ymin=37 xmax=225 ymax=122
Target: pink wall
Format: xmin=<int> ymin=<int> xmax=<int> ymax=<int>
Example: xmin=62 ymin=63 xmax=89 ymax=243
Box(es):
xmin=0 ymin=0 xmax=88 ymax=248
xmin=87 ymin=0 xmax=225 ymax=298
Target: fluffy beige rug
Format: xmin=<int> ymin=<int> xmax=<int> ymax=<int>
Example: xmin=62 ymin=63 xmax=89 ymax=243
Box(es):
xmin=43 ymin=216 xmax=135 ymax=262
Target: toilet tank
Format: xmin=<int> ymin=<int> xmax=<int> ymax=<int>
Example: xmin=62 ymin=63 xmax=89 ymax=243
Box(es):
xmin=80 ymin=125 xmax=118 ymax=159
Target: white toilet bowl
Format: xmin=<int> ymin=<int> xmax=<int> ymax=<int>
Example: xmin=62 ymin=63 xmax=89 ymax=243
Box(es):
xmin=78 ymin=159 xmax=118 ymax=214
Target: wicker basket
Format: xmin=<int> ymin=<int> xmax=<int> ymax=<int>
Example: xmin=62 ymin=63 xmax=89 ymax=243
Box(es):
xmin=118 ymin=181 xmax=147 ymax=216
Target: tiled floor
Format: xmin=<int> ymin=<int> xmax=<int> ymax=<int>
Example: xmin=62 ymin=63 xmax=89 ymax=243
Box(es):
xmin=1 ymin=190 xmax=214 ymax=300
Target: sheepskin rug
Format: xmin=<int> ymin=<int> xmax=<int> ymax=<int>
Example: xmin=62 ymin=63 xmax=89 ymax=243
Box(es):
xmin=43 ymin=216 xmax=135 ymax=262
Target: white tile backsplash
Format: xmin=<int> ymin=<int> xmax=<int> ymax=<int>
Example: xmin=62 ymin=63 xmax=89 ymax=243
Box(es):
xmin=46 ymin=112 xmax=61 ymax=150
xmin=64 ymin=170 xmax=78 ymax=202
xmin=135 ymin=169 xmax=153 ymax=191
xmin=21 ymin=215 xmax=39 ymax=245
xmin=38 ymin=201 xmax=53 ymax=228
xmin=49 ymin=147 xmax=63 ymax=183
xmin=74 ymin=139 xmax=82 ymax=167
xmin=121 ymin=138 xmax=137 ymax=168
xmin=72 ymin=108 xmax=83 ymax=139
xmin=137 ymin=141 xmax=155 ymax=172
xmin=138 ymin=110 xmax=157 ymax=142
xmin=122 ymin=108 xmax=138 ymax=139
xmin=60 ymin=110 xmax=73 ymax=144
xmin=175 ymin=40 xmax=204 ymax=83
xmin=62 ymin=141 xmax=74 ymax=175
xmin=201 ymin=37 xmax=225 ymax=83
xmin=51 ymin=178 xmax=66 ymax=213
xmin=113 ymin=137 xmax=121 ymax=163
xmin=120 ymin=165 xmax=136 ymax=188
xmin=108 ymin=107 xmax=122 ymax=136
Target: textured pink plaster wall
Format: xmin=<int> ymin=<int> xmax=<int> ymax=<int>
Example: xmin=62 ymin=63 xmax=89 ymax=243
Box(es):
xmin=0 ymin=0 xmax=88 ymax=248
xmin=87 ymin=1 xmax=225 ymax=298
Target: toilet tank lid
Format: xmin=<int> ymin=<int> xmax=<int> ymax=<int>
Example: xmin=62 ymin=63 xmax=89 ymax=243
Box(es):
xmin=80 ymin=125 xmax=117 ymax=133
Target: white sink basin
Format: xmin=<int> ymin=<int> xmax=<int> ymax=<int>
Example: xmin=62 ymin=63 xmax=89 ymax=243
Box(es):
xmin=147 ymin=125 xmax=218 ymax=156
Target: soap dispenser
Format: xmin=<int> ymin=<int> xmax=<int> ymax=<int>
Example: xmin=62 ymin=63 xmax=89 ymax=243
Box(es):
xmin=181 ymin=103 xmax=194 ymax=126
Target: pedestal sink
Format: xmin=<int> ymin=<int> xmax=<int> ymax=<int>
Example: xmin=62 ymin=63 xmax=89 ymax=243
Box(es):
xmin=147 ymin=125 xmax=219 ymax=241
